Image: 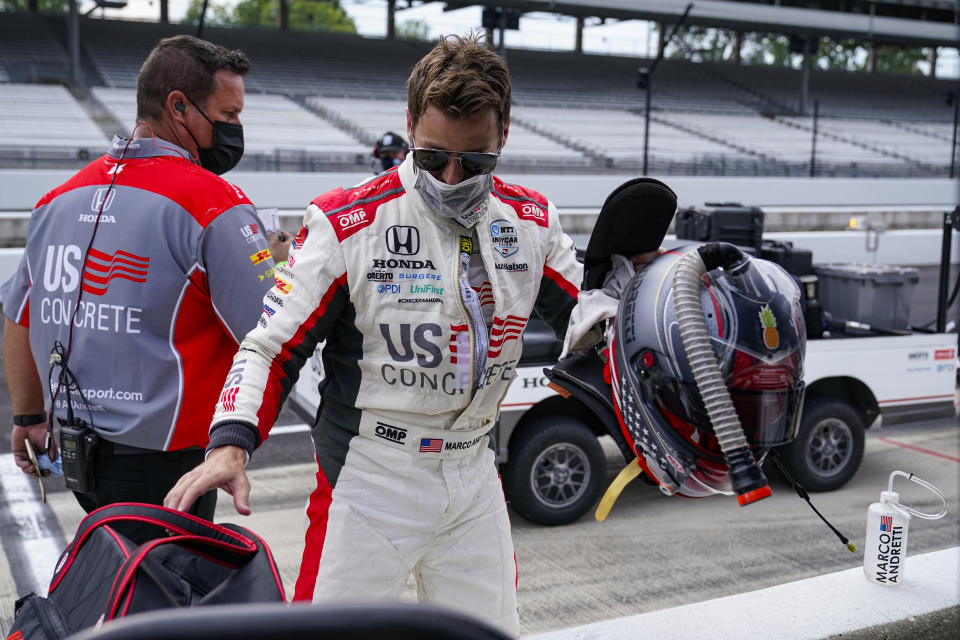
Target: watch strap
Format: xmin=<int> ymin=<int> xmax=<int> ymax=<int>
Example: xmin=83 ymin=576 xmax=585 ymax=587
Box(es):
xmin=13 ymin=414 xmax=47 ymax=427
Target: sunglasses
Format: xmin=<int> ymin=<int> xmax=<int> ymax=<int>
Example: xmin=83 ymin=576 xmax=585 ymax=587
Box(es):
xmin=411 ymin=147 xmax=500 ymax=177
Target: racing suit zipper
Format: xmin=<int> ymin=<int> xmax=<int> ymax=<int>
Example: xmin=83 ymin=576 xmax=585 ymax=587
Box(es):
xmin=455 ymin=243 xmax=488 ymax=394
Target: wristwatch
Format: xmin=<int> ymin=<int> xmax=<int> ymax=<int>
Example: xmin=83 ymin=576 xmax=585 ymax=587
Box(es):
xmin=13 ymin=414 xmax=47 ymax=427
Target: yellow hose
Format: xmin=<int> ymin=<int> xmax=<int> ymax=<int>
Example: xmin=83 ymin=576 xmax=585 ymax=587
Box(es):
xmin=595 ymin=457 xmax=644 ymax=522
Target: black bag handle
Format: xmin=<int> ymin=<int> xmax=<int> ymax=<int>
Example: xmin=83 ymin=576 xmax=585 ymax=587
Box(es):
xmin=72 ymin=503 xmax=251 ymax=547
xmin=103 ymin=533 xmax=260 ymax=622
xmin=51 ymin=503 xmax=255 ymax=593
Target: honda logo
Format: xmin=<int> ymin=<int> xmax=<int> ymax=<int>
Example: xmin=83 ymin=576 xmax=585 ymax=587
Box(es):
xmin=91 ymin=188 xmax=116 ymax=213
xmin=386 ymin=225 xmax=420 ymax=255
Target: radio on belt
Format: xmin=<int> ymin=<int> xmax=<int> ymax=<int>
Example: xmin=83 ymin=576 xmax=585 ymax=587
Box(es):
xmin=60 ymin=420 xmax=98 ymax=493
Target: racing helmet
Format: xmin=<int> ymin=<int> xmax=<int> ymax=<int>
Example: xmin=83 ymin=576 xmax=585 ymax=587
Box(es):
xmin=608 ymin=243 xmax=806 ymax=500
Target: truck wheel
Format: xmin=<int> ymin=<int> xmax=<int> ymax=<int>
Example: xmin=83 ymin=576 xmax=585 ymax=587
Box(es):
xmin=502 ymin=417 xmax=606 ymax=526
xmin=778 ymin=397 xmax=865 ymax=492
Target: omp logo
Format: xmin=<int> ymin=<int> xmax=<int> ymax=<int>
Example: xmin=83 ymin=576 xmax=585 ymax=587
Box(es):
xmin=386 ymin=225 xmax=420 ymax=255
xmin=250 ymin=249 xmax=270 ymax=265
xmin=520 ymin=202 xmax=545 ymax=220
xmin=934 ymin=349 xmax=955 ymax=360
xmin=337 ymin=208 xmax=368 ymax=231
xmin=374 ymin=421 xmax=407 ymax=444
xmin=91 ymin=187 xmax=116 ymax=212
xmin=43 ymin=244 xmax=148 ymax=296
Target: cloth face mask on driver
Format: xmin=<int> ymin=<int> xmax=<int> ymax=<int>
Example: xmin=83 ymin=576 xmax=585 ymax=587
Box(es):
xmin=414 ymin=167 xmax=493 ymax=228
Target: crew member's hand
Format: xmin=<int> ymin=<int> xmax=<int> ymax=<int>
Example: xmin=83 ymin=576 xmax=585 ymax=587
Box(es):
xmin=164 ymin=445 xmax=252 ymax=515
xmin=11 ymin=424 xmax=56 ymax=478
xmin=267 ymin=229 xmax=293 ymax=264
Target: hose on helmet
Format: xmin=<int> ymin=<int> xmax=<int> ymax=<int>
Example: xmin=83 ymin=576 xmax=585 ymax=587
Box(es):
xmin=672 ymin=244 xmax=772 ymax=506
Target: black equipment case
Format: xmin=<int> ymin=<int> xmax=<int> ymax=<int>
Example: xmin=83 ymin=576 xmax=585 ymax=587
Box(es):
xmin=674 ymin=203 xmax=764 ymax=253
xmin=760 ymin=239 xmax=814 ymax=276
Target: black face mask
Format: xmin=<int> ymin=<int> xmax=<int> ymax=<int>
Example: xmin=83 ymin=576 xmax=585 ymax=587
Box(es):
xmin=380 ymin=156 xmax=401 ymax=172
xmin=184 ymin=95 xmax=244 ymax=175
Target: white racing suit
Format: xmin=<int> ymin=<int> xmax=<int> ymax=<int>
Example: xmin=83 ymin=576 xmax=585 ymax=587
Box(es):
xmin=207 ymin=157 xmax=581 ymax=636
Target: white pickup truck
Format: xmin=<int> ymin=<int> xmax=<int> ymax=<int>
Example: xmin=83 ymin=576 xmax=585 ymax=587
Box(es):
xmin=290 ymin=317 xmax=958 ymax=526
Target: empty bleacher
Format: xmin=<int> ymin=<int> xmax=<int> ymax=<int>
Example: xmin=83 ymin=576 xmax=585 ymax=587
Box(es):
xmin=92 ymin=88 xmax=364 ymax=160
xmin=0 ymin=12 xmax=955 ymax=177
xmin=309 ymin=97 xmax=592 ymax=171
xmin=0 ymin=11 xmax=71 ymax=84
xmin=0 ymin=83 xmax=108 ymax=167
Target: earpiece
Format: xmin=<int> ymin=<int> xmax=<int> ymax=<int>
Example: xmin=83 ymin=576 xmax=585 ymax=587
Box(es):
xmin=175 ymin=102 xmax=186 ymax=114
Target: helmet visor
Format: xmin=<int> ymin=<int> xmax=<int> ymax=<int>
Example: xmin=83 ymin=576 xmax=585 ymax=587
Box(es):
xmin=729 ymin=382 xmax=805 ymax=445
xmin=651 ymin=373 xmax=805 ymax=447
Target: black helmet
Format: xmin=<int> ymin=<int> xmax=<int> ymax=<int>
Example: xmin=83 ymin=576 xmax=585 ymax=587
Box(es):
xmin=609 ymin=243 xmax=806 ymax=501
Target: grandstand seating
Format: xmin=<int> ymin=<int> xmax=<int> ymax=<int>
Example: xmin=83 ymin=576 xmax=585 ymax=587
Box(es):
xmin=310 ymin=97 xmax=592 ymax=170
xmin=0 ymin=12 xmax=71 ymax=84
xmin=0 ymin=11 xmax=955 ymax=177
xmin=0 ymin=83 xmax=108 ymax=159
xmin=93 ymin=88 xmax=363 ymax=159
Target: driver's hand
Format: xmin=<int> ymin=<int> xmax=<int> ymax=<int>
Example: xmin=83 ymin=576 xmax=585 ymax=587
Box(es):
xmin=164 ymin=445 xmax=251 ymax=515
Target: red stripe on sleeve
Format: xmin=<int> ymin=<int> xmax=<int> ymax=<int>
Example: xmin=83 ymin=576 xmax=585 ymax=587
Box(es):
xmin=256 ymin=273 xmax=348 ymax=439
xmin=543 ymin=264 xmax=579 ymax=300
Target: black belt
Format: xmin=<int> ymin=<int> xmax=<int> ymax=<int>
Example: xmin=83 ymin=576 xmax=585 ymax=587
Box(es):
xmin=97 ymin=440 xmax=202 ymax=456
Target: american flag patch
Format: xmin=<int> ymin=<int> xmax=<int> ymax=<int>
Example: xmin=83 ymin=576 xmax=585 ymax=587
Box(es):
xmin=419 ymin=438 xmax=443 ymax=453
xmin=880 ymin=515 xmax=893 ymax=532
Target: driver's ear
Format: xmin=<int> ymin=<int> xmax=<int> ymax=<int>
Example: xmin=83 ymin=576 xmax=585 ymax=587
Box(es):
xmin=500 ymin=117 xmax=510 ymax=149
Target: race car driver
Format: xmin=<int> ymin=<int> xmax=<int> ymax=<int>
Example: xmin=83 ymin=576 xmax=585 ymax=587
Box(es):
xmin=166 ymin=33 xmax=582 ymax=637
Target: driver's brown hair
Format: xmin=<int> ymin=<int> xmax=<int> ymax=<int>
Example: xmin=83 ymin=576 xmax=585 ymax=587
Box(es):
xmin=407 ymin=32 xmax=511 ymax=133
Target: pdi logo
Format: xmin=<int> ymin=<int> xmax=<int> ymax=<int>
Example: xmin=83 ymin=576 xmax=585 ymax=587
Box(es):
xmin=91 ymin=188 xmax=116 ymax=213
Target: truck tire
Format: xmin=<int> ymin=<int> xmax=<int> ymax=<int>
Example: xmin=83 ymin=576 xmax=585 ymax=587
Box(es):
xmin=502 ymin=417 xmax=606 ymax=526
xmin=777 ymin=397 xmax=865 ymax=492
